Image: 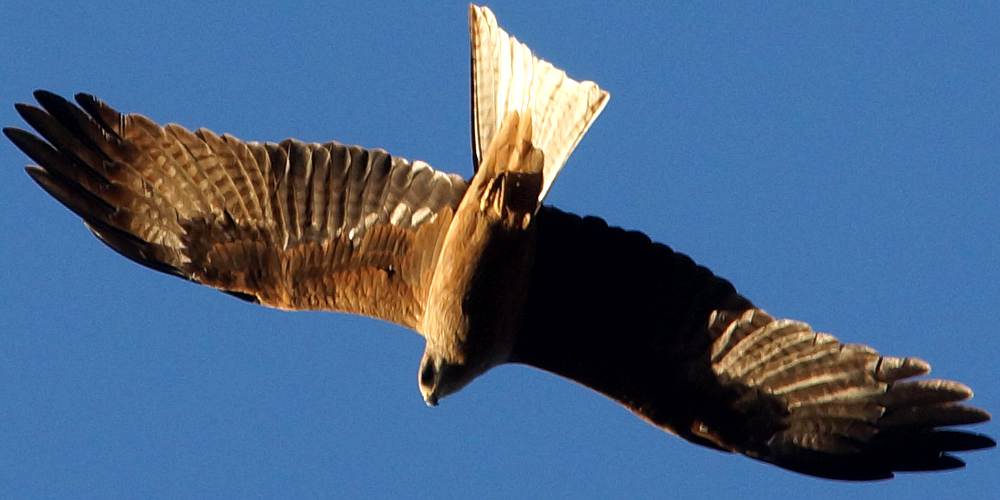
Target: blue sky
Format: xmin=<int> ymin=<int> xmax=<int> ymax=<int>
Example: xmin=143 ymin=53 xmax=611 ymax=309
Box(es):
xmin=1 ymin=1 xmax=997 ymax=498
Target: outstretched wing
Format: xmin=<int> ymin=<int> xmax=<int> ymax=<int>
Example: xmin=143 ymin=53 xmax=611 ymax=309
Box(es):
xmin=5 ymin=91 xmax=468 ymax=330
xmin=513 ymin=207 xmax=993 ymax=480
xmin=469 ymin=5 xmax=609 ymax=202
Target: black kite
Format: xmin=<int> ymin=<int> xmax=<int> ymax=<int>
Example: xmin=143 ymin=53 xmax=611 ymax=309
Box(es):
xmin=5 ymin=5 xmax=992 ymax=480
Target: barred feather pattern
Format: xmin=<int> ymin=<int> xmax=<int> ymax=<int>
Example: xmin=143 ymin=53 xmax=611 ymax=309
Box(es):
xmin=706 ymin=308 xmax=991 ymax=479
xmin=6 ymin=90 xmax=468 ymax=329
xmin=469 ymin=4 xmax=609 ymax=202
xmin=512 ymin=208 xmax=991 ymax=480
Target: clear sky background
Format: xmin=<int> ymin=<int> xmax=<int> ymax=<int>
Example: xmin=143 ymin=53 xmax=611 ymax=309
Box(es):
xmin=1 ymin=1 xmax=997 ymax=498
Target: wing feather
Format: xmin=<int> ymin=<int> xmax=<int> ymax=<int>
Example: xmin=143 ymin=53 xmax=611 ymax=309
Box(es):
xmin=6 ymin=90 xmax=469 ymax=331
xmin=514 ymin=207 xmax=993 ymax=480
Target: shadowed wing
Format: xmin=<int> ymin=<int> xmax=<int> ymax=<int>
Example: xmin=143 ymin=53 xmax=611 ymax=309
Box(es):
xmin=5 ymin=91 xmax=468 ymax=330
xmin=514 ymin=207 xmax=993 ymax=480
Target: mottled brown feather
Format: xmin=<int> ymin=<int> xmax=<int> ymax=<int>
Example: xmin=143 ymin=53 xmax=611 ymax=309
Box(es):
xmin=5 ymin=3 xmax=993 ymax=478
xmin=7 ymin=90 xmax=468 ymax=330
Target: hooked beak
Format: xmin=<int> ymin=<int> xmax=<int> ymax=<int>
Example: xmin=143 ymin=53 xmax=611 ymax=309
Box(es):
xmin=419 ymin=353 xmax=441 ymax=407
xmin=424 ymin=393 xmax=439 ymax=407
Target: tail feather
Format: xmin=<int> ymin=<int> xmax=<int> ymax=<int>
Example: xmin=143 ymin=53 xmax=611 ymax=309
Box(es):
xmin=469 ymin=4 xmax=609 ymax=202
xmin=704 ymin=308 xmax=992 ymax=480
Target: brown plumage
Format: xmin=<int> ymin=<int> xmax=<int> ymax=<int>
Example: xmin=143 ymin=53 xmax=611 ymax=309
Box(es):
xmin=5 ymin=4 xmax=992 ymax=481
xmin=516 ymin=213 xmax=992 ymax=479
xmin=8 ymin=92 xmax=466 ymax=328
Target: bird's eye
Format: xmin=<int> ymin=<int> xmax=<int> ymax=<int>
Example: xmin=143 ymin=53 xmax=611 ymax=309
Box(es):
xmin=420 ymin=359 xmax=436 ymax=387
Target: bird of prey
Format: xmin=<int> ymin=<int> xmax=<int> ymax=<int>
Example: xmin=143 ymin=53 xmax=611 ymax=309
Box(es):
xmin=5 ymin=4 xmax=993 ymax=480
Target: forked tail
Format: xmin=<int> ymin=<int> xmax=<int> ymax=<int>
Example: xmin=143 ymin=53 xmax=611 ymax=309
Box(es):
xmin=469 ymin=4 xmax=609 ymax=203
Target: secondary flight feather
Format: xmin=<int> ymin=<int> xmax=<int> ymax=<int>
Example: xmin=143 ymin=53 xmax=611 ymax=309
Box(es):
xmin=5 ymin=4 xmax=992 ymax=480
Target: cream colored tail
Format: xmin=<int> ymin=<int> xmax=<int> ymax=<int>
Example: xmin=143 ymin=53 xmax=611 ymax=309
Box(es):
xmin=469 ymin=5 xmax=609 ymax=202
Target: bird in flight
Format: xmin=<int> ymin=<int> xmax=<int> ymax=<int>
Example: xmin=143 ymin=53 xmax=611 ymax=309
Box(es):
xmin=5 ymin=4 xmax=992 ymax=480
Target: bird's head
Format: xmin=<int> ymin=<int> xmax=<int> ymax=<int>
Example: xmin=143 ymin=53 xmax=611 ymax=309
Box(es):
xmin=418 ymin=351 xmax=487 ymax=407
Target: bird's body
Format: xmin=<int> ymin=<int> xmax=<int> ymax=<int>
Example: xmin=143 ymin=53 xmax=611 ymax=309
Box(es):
xmin=5 ymin=4 xmax=992 ymax=481
xmin=419 ymin=112 xmax=547 ymax=403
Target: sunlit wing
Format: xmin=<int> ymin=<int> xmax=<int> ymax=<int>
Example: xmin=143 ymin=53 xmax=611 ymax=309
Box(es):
xmin=5 ymin=91 xmax=468 ymax=330
xmin=514 ymin=207 xmax=993 ymax=480
xmin=469 ymin=5 xmax=609 ymax=201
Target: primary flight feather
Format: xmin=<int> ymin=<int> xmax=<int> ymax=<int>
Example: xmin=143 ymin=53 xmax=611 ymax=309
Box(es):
xmin=5 ymin=4 xmax=991 ymax=480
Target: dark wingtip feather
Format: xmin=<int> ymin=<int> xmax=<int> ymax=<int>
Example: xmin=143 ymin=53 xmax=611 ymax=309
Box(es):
xmin=14 ymin=102 xmax=45 ymax=125
xmin=702 ymin=307 xmax=994 ymax=480
xmin=24 ymin=162 xmax=115 ymax=222
xmin=32 ymin=89 xmax=76 ymax=115
xmin=24 ymin=165 xmax=46 ymax=177
xmin=925 ymin=430 xmax=996 ymax=452
xmin=24 ymin=166 xmax=174 ymax=280
xmin=82 ymin=222 xmax=185 ymax=279
xmin=882 ymin=403 xmax=992 ymax=428
xmin=940 ymin=431 xmax=997 ymax=451
xmin=27 ymin=160 xmax=184 ymax=282
xmin=73 ymin=93 xmax=101 ymax=117
xmin=4 ymin=126 xmax=40 ymax=154
xmin=3 ymin=126 xmax=28 ymax=142
xmin=31 ymin=89 xmax=105 ymax=142
xmin=780 ymin=445 xmax=974 ymax=480
xmin=781 ymin=459 xmax=895 ymax=481
xmin=3 ymin=127 xmax=32 ymax=145
xmin=5 ymin=126 xmax=60 ymax=167
xmin=33 ymin=89 xmax=65 ymax=107
xmin=73 ymin=92 xmax=122 ymax=140
xmin=74 ymin=92 xmax=101 ymax=108
xmin=891 ymin=453 xmax=966 ymax=473
xmin=25 ymin=163 xmax=52 ymax=184
xmin=23 ymin=163 xmax=156 ymax=275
